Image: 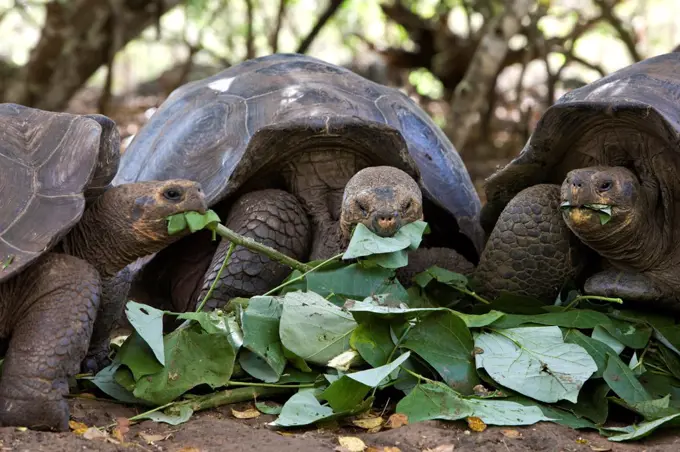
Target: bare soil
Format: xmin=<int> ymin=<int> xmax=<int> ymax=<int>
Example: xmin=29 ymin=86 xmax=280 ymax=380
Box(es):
xmin=0 ymin=398 xmax=677 ymax=452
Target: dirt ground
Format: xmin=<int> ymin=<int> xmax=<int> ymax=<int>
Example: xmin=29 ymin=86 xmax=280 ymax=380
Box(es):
xmin=0 ymin=398 xmax=677 ymax=452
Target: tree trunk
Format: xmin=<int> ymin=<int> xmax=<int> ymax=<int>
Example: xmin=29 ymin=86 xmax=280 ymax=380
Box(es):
xmin=2 ymin=0 xmax=184 ymax=111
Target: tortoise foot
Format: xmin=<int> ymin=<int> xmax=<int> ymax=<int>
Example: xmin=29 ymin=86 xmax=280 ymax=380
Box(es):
xmin=0 ymin=390 xmax=70 ymax=431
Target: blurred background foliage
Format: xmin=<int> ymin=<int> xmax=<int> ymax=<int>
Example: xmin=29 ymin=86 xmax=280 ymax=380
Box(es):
xmin=0 ymin=0 xmax=677 ymax=198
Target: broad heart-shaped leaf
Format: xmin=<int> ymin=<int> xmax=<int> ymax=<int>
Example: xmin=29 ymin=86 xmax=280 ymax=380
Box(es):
xmin=474 ymin=326 xmax=597 ymax=403
xmin=117 ymin=332 xmax=164 ymax=381
xmin=133 ymin=323 xmax=236 ymax=405
xmin=239 ymin=296 xmax=286 ymax=381
xmin=279 ymin=291 xmax=358 ymax=366
xmin=604 ymin=413 xmax=680 ymax=442
xmin=320 ymin=352 xmax=411 ymax=412
xmin=563 ymin=329 xmax=619 ymax=379
xmin=125 ymin=301 xmax=165 ymax=366
xmin=166 ymin=209 xmax=221 ymax=235
xmin=402 ymin=311 xmax=479 ymax=394
xmin=600 ymin=317 xmax=652 ymax=349
xmin=591 ymin=325 xmax=625 ymax=355
xmin=396 ymin=383 xmax=553 ymax=425
xmin=90 ymin=363 xmax=150 ymax=405
xmin=412 ymin=266 xmax=469 ymax=289
xmin=269 ymin=389 xmax=335 ymax=427
xmin=167 ymin=213 xmax=188 ymax=235
xmin=305 ymin=263 xmax=408 ymax=304
xmin=342 ymin=221 xmax=428 ymax=260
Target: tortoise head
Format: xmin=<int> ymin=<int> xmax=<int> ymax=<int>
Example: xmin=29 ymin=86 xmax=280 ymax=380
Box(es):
xmin=101 ymin=179 xmax=207 ymax=245
xmin=340 ymin=166 xmax=423 ymax=240
xmin=559 ymin=166 xmax=641 ymax=238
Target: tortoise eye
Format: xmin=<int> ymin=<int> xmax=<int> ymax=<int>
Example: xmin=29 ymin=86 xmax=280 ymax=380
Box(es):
xmin=599 ymin=181 xmax=612 ymax=192
xmin=402 ymin=200 xmax=412 ymax=211
xmin=356 ymin=200 xmax=368 ymax=216
xmin=163 ymin=188 xmax=184 ymax=201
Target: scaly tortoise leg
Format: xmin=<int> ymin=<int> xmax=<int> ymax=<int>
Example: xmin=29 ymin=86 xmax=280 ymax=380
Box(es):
xmin=82 ymin=267 xmax=133 ymax=373
xmin=471 ymin=184 xmax=585 ymax=302
xmin=193 ymin=189 xmax=311 ymax=311
xmin=0 ymin=253 xmax=101 ymax=431
xmin=396 ymin=247 xmax=475 ymax=286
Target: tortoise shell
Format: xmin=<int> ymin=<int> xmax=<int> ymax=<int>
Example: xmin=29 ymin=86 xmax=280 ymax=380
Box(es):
xmin=113 ymin=53 xmax=484 ymax=258
xmin=481 ymin=52 xmax=680 ymax=234
xmin=0 ymin=104 xmax=119 ymax=282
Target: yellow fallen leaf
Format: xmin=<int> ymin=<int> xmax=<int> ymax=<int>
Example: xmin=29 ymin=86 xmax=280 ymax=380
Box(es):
xmin=112 ymin=417 xmax=130 ymax=443
xmin=69 ymin=421 xmax=89 ymax=436
xmin=14 ymin=427 xmax=27 ymax=432
xmin=576 ymin=438 xmax=589 ymax=445
xmin=385 ymin=413 xmax=408 ymax=429
xmin=466 ymin=416 xmax=487 ymax=432
xmin=351 ymin=416 xmax=384 ymax=430
xmin=177 ymin=448 xmax=201 ymax=452
xmin=83 ymin=427 xmax=108 ymax=441
xmin=383 ymin=448 xmax=401 ymax=452
xmin=77 ymin=393 xmax=97 ymax=399
xmin=501 ymin=429 xmax=521 ymax=439
xmin=590 ymin=446 xmax=612 ymax=451
xmin=231 ymin=407 xmax=261 ymax=419
xmin=338 ymin=436 xmax=366 ymax=452
xmin=277 ymin=431 xmax=296 ymax=437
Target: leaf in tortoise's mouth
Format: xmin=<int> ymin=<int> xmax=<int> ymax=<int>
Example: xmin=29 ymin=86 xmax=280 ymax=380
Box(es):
xmin=560 ymin=202 xmax=612 ymax=225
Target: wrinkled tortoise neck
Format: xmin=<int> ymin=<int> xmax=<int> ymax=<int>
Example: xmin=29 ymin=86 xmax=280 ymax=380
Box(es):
xmin=60 ymin=196 xmax=172 ymax=278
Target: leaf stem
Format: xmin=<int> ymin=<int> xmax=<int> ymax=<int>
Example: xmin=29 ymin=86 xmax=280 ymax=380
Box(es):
xmin=212 ymin=223 xmax=311 ymax=273
xmin=372 ymin=324 xmax=413 ymax=397
xmin=563 ymin=295 xmax=624 ymax=311
xmin=399 ymin=365 xmax=437 ymax=384
xmin=196 ymin=242 xmax=237 ymax=313
xmin=455 ymin=287 xmax=490 ymax=305
xmin=263 ymin=252 xmax=344 ymax=296
xmin=226 ymin=381 xmax=316 ymax=389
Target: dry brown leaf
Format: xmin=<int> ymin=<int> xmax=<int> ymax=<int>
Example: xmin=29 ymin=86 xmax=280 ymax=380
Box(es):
xmin=231 ymin=407 xmax=261 ymax=419
xmin=112 ymin=417 xmax=130 ymax=443
xmin=576 ymin=438 xmax=589 ymax=445
xmin=139 ymin=432 xmax=168 ymax=444
xmin=83 ymin=427 xmax=108 ymax=441
xmin=425 ymin=445 xmax=455 ymax=452
xmin=69 ymin=420 xmax=89 ymax=436
xmin=385 ymin=413 xmax=408 ymax=429
xmin=466 ymin=416 xmax=487 ymax=432
xmin=78 ymin=393 xmax=97 ymax=399
xmin=277 ymin=431 xmax=296 ymax=437
xmin=590 ymin=446 xmax=612 ymax=451
xmin=177 ymin=448 xmax=201 ymax=452
xmin=500 ymin=429 xmax=521 ymax=439
xmin=351 ymin=416 xmax=384 ymax=430
xmin=338 ymin=436 xmax=367 ymax=452
xmin=383 ymin=448 xmax=401 ymax=452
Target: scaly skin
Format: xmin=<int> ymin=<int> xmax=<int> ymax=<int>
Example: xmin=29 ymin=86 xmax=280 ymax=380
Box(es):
xmin=0 ymin=253 xmax=100 ymax=431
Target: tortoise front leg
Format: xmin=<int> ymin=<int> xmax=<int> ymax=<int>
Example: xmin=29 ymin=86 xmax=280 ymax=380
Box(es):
xmin=194 ymin=189 xmax=311 ymax=312
xmin=0 ymin=253 xmax=100 ymax=431
xmin=82 ymin=267 xmax=132 ymax=373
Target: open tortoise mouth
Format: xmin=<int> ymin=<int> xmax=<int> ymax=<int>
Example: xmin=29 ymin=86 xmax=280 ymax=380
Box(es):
xmin=559 ymin=202 xmax=613 ymax=225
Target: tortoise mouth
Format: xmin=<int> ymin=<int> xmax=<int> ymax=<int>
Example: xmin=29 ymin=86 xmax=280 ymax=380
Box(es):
xmin=560 ymin=202 xmax=613 ymax=225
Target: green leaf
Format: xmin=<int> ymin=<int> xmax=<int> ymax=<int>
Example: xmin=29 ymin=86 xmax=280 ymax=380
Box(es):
xmin=239 ymin=350 xmax=281 ymax=383
xmin=639 ymin=373 xmax=680 ymax=406
xmin=453 ymin=310 xmax=505 ymax=328
xmin=256 ymin=401 xmax=283 ymax=415
xmin=584 ymin=203 xmax=612 ymax=225
xmin=365 ymin=249 xmax=409 ymax=269
xmin=117 ymin=332 xmax=164 ymax=381
xmin=125 ymin=301 xmax=165 ymax=366
xmin=659 ymin=344 xmax=680 ymax=380
xmin=396 ymin=383 xmax=553 ymax=425
xmin=185 ymin=210 xmax=221 ymax=233
xmin=90 ymin=363 xmax=149 ymax=405
xmin=342 ymin=221 xmax=428 ymax=260
xmin=269 ymin=389 xmax=335 ymax=427
xmin=600 ymin=318 xmax=651 ymax=349
xmin=133 ymin=323 xmax=236 ymax=405
xmin=654 ymin=326 xmax=680 ymax=357
xmin=167 ymin=213 xmax=188 ymax=235
xmin=602 ymin=352 xmax=653 ymax=405
xmin=350 ymin=320 xmax=395 ymax=367
xmin=474 ymin=326 xmax=598 ymax=403
xmin=136 ymin=405 xmax=194 ymax=425
xmin=491 ymin=310 xmax=612 ymax=330
xmin=623 ymin=394 xmax=680 ymax=421
xmin=306 ymin=263 xmax=408 ymax=303
xmin=239 ymin=296 xmax=286 ymax=381
xmin=591 ymin=325 xmax=625 ymax=355
xmin=605 ymin=413 xmax=680 ymax=441
xmin=321 ymin=352 xmax=410 ymax=412
xmin=564 ymin=329 xmax=619 ymax=378
xmin=558 ymin=380 xmax=610 ymax=425
xmin=412 ymin=266 xmax=469 ymax=289
xmin=402 ymin=311 xmax=479 ymax=394
xmin=279 ymin=291 xmax=358 ymax=366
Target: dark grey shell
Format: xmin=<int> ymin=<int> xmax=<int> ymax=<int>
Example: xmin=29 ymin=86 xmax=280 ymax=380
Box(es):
xmin=113 ymin=53 xmax=484 ymax=257
xmin=481 ymin=52 xmax=680 ymax=233
xmin=0 ymin=104 xmax=118 ymax=282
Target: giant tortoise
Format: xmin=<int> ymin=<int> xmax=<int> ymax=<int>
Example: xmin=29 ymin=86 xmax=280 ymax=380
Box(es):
xmin=0 ymin=104 xmax=206 ymax=431
xmin=113 ymin=53 xmax=484 ymax=314
xmin=472 ymin=52 xmax=680 ymax=308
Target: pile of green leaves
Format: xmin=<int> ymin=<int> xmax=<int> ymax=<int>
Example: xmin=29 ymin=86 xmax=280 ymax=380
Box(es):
xmin=85 ymin=211 xmax=680 ymax=442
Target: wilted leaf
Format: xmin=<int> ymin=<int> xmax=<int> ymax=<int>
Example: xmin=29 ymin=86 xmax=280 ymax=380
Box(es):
xmin=501 ymin=429 xmax=521 ymax=438
xmin=328 ymin=350 xmax=363 ymax=371
xmin=256 ymin=401 xmax=283 ymax=415
xmin=83 ymin=427 xmax=108 ymax=441
xmin=125 ymin=301 xmax=165 ymax=365
xmin=112 ymin=418 xmax=130 ymax=442
xmin=402 ymin=311 xmax=478 ymax=393
xmin=605 ymin=413 xmax=680 ymax=441
xmin=351 ymin=416 xmax=384 ymax=430
xmin=136 ymin=405 xmax=194 ymax=425
xmin=270 ymin=389 xmax=335 ymax=427
xmin=338 ymin=436 xmax=367 ymax=452
xmin=280 ymin=291 xmax=357 ymax=366
xmin=474 ymin=326 xmax=597 ymax=403
xmin=69 ymin=421 xmax=89 ymax=435
xmin=466 ymin=416 xmax=487 ymax=432
xmin=139 ymin=433 xmax=169 ymax=444
xmin=90 ymin=363 xmax=149 ymax=405
xmin=231 ymin=407 xmax=261 ymax=419
xmin=385 ymin=413 xmax=408 ymax=429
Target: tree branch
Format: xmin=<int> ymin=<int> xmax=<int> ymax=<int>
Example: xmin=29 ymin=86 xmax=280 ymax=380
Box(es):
xmin=245 ymin=0 xmax=255 ymax=59
xmin=270 ymin=0 xmax=286 ymax=53
xmin=296 ymin=0 xmax=345 ymax=54
xmin=593 ymin=0 xmax=642 ymax=62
